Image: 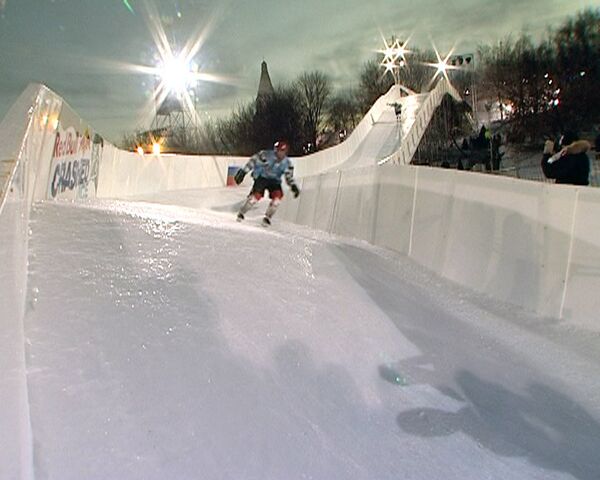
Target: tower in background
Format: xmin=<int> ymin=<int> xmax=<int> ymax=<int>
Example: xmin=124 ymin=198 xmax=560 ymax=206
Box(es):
xmin=151 ymin=89 xmax=196 ymax=149
xmin=257 ymin=60 xmax=274 ymax=101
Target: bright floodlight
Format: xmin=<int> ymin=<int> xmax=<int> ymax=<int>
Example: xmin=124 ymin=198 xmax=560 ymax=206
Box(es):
xmin=392 ymin=39 xmax=408 ymax=61
xmin=425 ymin=44 xmax=457 ymax=89
xmin=381 ymin=43 xmax=397 ymax=62
xmin=378 ymin=35 xmax=409 ymax=63
xmin=382 ymin=58 xmax=397 ymax=74
xmin=434 ymin=60 xmax=448 ymax=76
xmin=158 ymin=54 xmax=194 ymax=94
xmin=152 ymin=142 xmax=161 ymax=156
xmin=378 ymin=35 xmax=410 ymax=85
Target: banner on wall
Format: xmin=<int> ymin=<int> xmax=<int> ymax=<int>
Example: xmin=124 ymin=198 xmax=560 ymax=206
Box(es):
xmin=47 ymin=104 xmax=103 ymax=200
xmin=227 ymin=165 xmax=241 ymax=186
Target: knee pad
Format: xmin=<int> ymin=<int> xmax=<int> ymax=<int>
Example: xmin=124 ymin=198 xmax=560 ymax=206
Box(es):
xmin=270 ymin=190 xmax=283 ymax=201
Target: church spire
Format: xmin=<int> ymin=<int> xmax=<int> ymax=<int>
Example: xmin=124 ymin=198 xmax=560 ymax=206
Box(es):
xmin=257 ymin=60 xmax=274 ymax=100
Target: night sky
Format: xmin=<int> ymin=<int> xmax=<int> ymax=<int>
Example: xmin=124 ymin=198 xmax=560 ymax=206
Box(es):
xmin=0 ymin=0 xmax=595 ymax=142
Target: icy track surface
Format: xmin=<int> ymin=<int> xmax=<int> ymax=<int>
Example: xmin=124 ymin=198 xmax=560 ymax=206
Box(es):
xmin=25 ymin=192 xmax=600 ymax=480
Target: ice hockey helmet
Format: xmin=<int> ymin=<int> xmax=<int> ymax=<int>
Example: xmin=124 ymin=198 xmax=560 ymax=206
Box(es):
xmin=274 ymin=140 xmax=289 ymax=152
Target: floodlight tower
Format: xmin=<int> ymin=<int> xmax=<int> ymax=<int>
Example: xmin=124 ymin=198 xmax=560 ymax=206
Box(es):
xmin=151 ymin=89 xmax=195 ymax=146
xmin=150 ymin=53 xmax=200 ymax=148
xmin=379 ymin=36 xmax=408 ymax=86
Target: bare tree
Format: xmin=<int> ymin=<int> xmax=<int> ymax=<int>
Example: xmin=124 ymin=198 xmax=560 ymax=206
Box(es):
xmin=254 ymin=85 xmax=304 ymax=154
xmin=554 ymin=8 xmax=600 ymax=129
xmin=397 ymin=49 xmax=438 ymax=92
xmin=297 ymin=71 xmax=332 ymax=151
xmin=326 ymin=92 xmax=361 ymax=134
xmin=356 ymin=60 xmax=393 ymax=113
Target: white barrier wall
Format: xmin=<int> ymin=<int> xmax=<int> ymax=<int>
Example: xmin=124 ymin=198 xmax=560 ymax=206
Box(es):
xmin=408 ymin=169 xmax=577 ymax=318
xmin=280 ymin=165 xmax=600 ymax=330
xmin=564 ymin=189 xmax=600 ymax=323
xmin=0 ymin=84 xmax=62 ymax=480
xmin=96 ymin=146 xmax=243 ymax=199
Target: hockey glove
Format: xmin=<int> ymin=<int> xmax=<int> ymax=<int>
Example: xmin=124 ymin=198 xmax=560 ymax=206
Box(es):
xmin=291 ymin=184 xmax=300 ymax=198
xmin=234 ymin=169 xmax=246 ymax=185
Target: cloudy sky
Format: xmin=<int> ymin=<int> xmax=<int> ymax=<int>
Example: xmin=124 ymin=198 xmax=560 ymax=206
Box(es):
xmin=0 ymin=0 xmax=595 ymax=141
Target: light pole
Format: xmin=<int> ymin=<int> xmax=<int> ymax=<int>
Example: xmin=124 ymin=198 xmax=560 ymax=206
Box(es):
xmin=449 ymin=53 xmax=477 ymax=125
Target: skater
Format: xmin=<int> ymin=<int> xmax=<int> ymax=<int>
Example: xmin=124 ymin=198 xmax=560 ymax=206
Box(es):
xmin=234 ymin=140 xmax=300 ymax=225
xmin=389 ymin=102 xmax=402 ymax=121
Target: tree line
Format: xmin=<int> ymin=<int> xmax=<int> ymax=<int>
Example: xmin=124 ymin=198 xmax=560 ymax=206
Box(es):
xmin=477 ymin=8 xmax=599 ymax=142
xmin=123 ymin=8 xmax=599 ymax=155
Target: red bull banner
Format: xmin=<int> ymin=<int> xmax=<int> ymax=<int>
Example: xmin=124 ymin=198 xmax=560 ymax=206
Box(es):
xmin=47 ymin=104 xmax=103 ymax=200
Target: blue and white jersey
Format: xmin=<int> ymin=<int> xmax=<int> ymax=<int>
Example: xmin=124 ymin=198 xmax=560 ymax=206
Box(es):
xmin=242 ymin=149 xmax=297 ymax=186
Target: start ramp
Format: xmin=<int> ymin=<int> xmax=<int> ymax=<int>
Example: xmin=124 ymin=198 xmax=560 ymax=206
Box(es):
xmin=293 ymin=80 xmax=462 ymax=176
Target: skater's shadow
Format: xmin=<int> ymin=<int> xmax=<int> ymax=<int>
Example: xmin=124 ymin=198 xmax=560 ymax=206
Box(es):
xmin=328 ymin=243 xmax=600 ymax=480
xmin=396 ymin=370 xmax=600 ymax=480
xmin=210 ymin=201 xmax=244 ymax=213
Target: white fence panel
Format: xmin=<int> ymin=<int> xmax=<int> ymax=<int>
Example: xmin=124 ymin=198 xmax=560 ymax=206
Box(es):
xmin=332 ymin=167 xmax=379 ymax=242
xmin=372 ymin=165 xmax=417 ymax=255
xmin=563 ymin=189 xmax=600 ymax=328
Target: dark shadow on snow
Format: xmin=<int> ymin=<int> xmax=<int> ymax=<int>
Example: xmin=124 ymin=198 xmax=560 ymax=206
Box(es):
xmin=330 ymin=242 xmax=600 ymax=480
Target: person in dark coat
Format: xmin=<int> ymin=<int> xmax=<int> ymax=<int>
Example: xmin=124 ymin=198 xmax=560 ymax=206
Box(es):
xmin=491 ymin=134 xmax=503 ymax=170
xmin=541 ymin=131 xmax=590 ymax=186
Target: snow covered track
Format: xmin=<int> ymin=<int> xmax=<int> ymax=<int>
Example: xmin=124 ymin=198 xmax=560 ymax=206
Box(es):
xmin=1 ymin=82 xmax=600 ymax=479
xmin=23 ymin=200 xmax=600 ymax=479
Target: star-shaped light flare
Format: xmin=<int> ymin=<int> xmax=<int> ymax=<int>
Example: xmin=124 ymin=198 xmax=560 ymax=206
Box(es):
xmin=425 ymin=42 xmax=459 ymax=89
xmin=110 ymin=0 xmax=238 ymax=128
xmin=378 ymin=34 xmax=411 ymax=84
xmin=378 ymin=34 xmax=410 ymax=64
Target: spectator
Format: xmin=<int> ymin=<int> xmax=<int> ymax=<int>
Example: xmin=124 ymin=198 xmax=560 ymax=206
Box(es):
xmin=491 ymin=134 xmax=504 ymax=170
xmin=541 ymin=131 xmax=591 ymax=186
